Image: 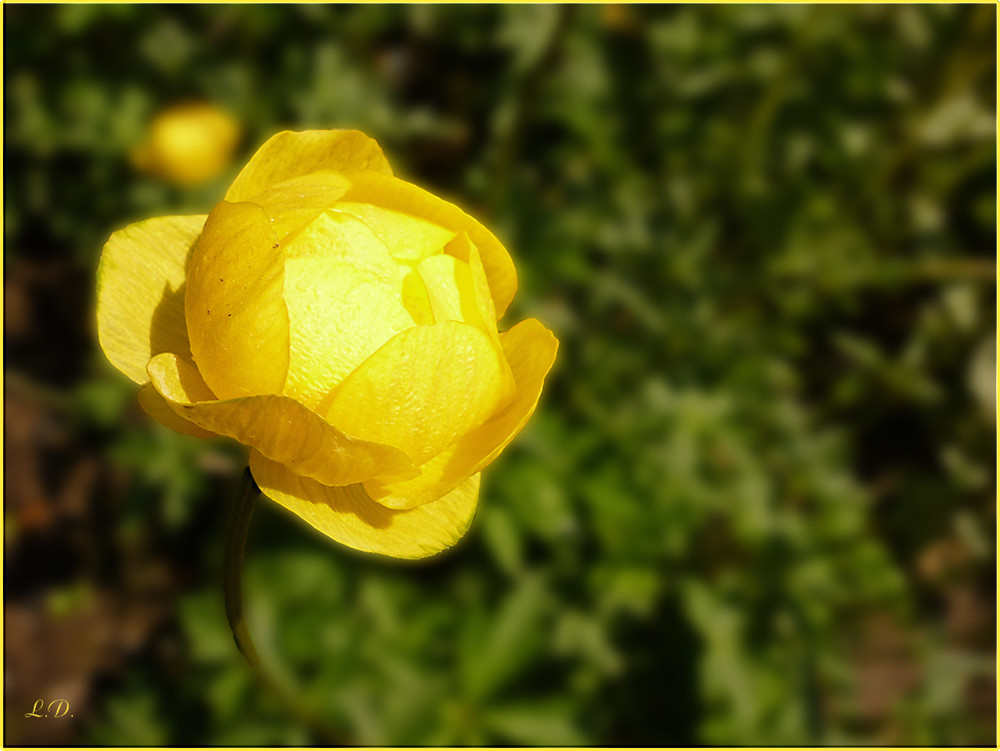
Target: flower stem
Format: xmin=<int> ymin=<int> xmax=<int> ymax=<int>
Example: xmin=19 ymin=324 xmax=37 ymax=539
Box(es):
xmin=224 ymin=467 xmax=260 ymax=667
xmin=221 ymin=470 xmax=349 ymax=742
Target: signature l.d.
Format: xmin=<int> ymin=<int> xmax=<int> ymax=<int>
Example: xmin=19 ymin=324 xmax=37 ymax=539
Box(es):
xmin=25 ymin=699 xmax=72 ymax=718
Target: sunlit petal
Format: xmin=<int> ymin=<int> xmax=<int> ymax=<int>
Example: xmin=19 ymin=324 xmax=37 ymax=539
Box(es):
xmin=341 ymin=171 xmax=518 ymax=317
xmin=226 ymin=130 xmax=392 ymax=202
xmin=364 ymin=318 xmax=557 ymax=508
xmin=185 ymin=201 xmax=289 ymax=399
xmin=326 ymin=321 xmax=508 ymax=470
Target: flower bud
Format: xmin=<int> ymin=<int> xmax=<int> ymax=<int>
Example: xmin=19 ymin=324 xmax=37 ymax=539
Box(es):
xmin=131 ymin=102 xmax=241 ymax=186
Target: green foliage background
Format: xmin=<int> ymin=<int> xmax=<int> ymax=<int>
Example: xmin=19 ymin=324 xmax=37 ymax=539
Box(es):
xmin=5 ymin=4 xmax=995 ymax=746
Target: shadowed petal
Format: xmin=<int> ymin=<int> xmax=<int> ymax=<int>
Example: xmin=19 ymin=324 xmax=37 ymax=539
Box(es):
xmin=251 ymin=451 xmax=480 ymax=559
xmin=96 ymin=214 xmax=206 ymax=384
xmin=137 ymin=384 xmax=217 ymax=438
xmin=148 ymin=352 xmax=418 ymax=487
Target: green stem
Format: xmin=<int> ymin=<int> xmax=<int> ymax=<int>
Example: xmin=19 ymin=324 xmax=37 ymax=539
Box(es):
xmin=221 ymin=470 xmax=348 ymax=743
xmin=224 ymin=467 xmax=260 ymax=667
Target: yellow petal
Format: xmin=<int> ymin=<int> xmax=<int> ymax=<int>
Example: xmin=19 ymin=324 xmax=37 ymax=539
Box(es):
xmin=247 ymin=171 xmax=351 ymax=241
xmin=148 ymin=352 xmax=417 ymax=486
xmin=445 ymin=233 xmax=498 ymax=324
xmin=282 ymin=211 xmax=416 ymax=410
xmin=417 ymin=252 xmax=495 ymax=333
xmin=400 ymin=269 xmax=435 ymax=325
xmin=185 ymin=201 xmax=289 ymax=399
xmin=417 ymin=252 xmax=515 ymax=403
xmin=326 ymin=322 xmax=508 ymax=468
xmin=340 ymin=171 xmax=517 ymax=317
xmin=250 ymin=451 xmax=479 ymax=559
xmin=417 ymin=254 xmax=481 ymax=327
xmin=364 ymin=318 xmax=557 ymax=508
xmin=226 ymin=130 xmax=392 ymax=202
xmin=137 ymin=384 xmax=217 ymax=439
xmin=283 ymin=207 xmax=400 ymax=276
xmin=96 ymin=214 xmax=206 ymax=384
xmin=331 ymin=202 xmax=455 ymax=262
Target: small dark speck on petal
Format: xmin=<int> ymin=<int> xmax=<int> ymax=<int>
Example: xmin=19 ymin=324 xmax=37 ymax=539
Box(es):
xmin=272 ymin=243 xmax=279 ymax=249
xmin=207 ymin=309 xmax=211 ymax=315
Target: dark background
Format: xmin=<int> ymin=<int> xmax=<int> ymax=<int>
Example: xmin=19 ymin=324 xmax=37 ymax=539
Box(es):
xmin=4 ymin=4 xmax=996 ymax=745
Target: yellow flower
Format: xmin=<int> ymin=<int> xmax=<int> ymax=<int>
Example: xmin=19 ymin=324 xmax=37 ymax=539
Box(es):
xmin=131 ymin=103 xmax=241 ymax=186
xmin=98 ymin=130 xmax=558 ymax=558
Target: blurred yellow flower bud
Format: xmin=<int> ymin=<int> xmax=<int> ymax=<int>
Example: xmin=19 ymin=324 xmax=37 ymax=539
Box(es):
xmin=600 ymin=4 xmax=638 ymax=33
xmin=131 ymin=103 xmax=241 ymax=186
xmin=98 ymin=130 xmax=558 ymax=558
